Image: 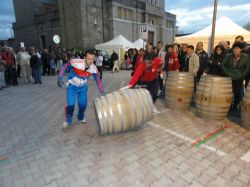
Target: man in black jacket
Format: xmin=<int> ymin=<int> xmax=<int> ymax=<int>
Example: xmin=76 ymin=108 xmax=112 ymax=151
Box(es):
xmin=195 ymin=42 xmax=208 ymax=82
xmin=30 ymin=47 xmax=42 ymax=84
xmin=178 ymin=43 xmax=188 ymax=72
xmin=111 ymin=50 xmax=119 ymax=73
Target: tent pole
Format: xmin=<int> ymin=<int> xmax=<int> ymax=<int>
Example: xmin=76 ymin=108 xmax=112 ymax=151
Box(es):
xmin=210 ymin=0 xmax=218 ymax=56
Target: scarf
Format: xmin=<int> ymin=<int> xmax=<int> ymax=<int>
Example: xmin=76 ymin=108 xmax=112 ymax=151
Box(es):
xmin=233 ymin=54 xmax=240 ymax=67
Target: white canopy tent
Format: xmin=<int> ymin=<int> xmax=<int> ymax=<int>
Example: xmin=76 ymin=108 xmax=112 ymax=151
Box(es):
xmin=95 ymin=35 xmax=137 ymax=51
xmin=175 ymin=16 xmax=250 ymax=51
xmin=95 ymin=35 xmax=137 ymax=69
xmin=133 ymin=39 xmax=146 ymax=49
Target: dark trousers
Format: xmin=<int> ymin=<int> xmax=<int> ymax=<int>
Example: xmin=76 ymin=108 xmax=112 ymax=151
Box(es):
xmin=197 ymin=70 xmax=203 ymax=83
xmin=232 ymin=80 xmax=244 ymax=107
xmin=140 ymin=78 xmax=159 ymax=103
xmin=158 ymin=74 xmax=163 ymax=91
xmin=194 ymin=77 xmax=197 ymax=93
xmin=97 ymin=66 xmax=103 ymax=80
xmin=17 ymin=64 xmax=21 ymax=77
xmin=42 ymin=63 xmax=50 ymax=75
xmin=32 ymin=68 xmax=41 ymax=83
xmin=5 ymin=66 xmax=17 ymax=85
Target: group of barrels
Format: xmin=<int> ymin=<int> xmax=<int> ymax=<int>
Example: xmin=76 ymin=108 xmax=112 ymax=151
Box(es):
xmin=165 ymin=72 xmax=250 ymax=130
xmin=93 ymin=72 xmax=250 ymax=135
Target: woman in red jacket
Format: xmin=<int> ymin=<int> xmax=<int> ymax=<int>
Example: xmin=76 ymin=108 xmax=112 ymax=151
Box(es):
xmin=122 ymin=54 xmax=162 ymax=102
xmin=165 ymin=45 xmax=180 ymax=72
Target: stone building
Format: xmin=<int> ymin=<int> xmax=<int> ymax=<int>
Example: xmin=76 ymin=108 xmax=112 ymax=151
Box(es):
xmin=12 ymin=0 xmax=176 ymax=50
xmin=12 ymin=0 xmax=60 ymax=50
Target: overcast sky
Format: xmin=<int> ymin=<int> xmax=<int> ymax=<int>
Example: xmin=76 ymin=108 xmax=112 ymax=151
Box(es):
xmin=0 ymin=0 xmax=250 ymax=39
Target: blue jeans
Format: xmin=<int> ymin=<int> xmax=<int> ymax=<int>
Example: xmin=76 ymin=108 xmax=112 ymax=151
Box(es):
xmin=65 ymin=84 xmax=88 ymax=124
xmin=32 ymin=68 xmax=41 ymax=83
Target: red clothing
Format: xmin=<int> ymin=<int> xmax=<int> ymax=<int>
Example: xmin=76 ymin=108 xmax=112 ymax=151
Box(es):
xmin=1 ymin=51 xmax=14 ymax=66
xmin=134 ymin=54 xmax=144 ymax=70
xmin=129 ymin=57 xmax=162 ymax=87
xmin=167 ymin=52 xmax=180 ymax=71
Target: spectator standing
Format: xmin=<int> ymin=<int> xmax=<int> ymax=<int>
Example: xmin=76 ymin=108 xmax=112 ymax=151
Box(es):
xmin=49 ymin=51 xmax=56 ymax=75
xmin=178 ymin=43 xmax=189 ymax=71
xmin=165 ymin=45 xmax=180 ymax=72
xmin=157 ymin=41 xmax=166 ymax=92
xmin=30 ymin=48 xmax=42 ymax=84
xmin=16 ymin=47 xmax=32 ymax=83
xmin=222 ymin=42 xmax=250 ymax=110
xmin=207 ymin=45 xmax=225 ymax=75
xmin=56 ymin=47 xmax=63 ymax=72
xmin=111 ymin=50 xmax=119 ymax=73
xmin=134 ymin=49 xmax=145 ymax=70
xmin=41 ymin=49 xmax=50 ymax=75
xmin=96 ymin=51 xmax=103 ymax=80
xmin=0 ymin=53 xmax=6 ymax=89
xmin=187 ymin=45 xmax=200 ymax=91
xmin=195 ymin=42 xmax=208 ymax=82
xmin=2 ymin=47 xmax=17 ymax=86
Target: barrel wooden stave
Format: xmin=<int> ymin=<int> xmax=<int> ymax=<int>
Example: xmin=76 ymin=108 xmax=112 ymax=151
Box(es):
xmin=94 ymin=88 xmax=153 ymax=135
xmin=241 ymin=86 xmax=250 ymax=130
xmin=195 ymin=75 xmax=232 ymax=120
xmin=165 ymin=72 xmax=194 ymax=110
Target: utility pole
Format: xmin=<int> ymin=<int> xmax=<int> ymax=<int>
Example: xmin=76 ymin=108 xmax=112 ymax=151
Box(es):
xmin=210 ymin=0 xmax=218 ymax=55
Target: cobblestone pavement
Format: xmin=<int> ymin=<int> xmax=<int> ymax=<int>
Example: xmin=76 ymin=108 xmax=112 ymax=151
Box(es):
xmin=1 ymin=70 xmax=250 ymax=187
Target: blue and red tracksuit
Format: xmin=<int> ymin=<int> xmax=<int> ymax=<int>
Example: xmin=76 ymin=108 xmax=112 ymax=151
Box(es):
xmin=59 ymin=59 xmax=104 ymax=124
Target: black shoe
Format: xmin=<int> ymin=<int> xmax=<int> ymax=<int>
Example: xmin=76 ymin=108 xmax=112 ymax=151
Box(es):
xmin=39 ymin=81 xmax=42 ymax=84
xmin=34 ymin=81 xmax=38 ymax=84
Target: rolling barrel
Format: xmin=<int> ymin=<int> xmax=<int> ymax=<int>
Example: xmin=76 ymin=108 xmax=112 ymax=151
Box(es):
xmin=93 ymin=88 xmax=153 ymax=135
xmin=241 ymin=86 xmax=250 ymax=130
xmin=165 ymin=72 xmax=194 ymax=110
xmin=196 ymin=75 xmax=232 ymax=120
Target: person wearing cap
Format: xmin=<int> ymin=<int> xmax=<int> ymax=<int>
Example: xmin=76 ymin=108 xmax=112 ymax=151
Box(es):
xmin=222 ymin=42 xmax=250 ymax=110
xmin=57 ymin=49 xmax=105 ymax=129
xmin=122 ymin=54 xmax=162 ymax=103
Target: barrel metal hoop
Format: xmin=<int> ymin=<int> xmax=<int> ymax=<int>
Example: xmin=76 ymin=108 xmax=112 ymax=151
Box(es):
xmin=134 ymin=89 xmax=145 ymax=123
xmin=140 ymin=89 xmax=151 ymax=120
xmin=99 ymin=96 xmax=109 ymax=134
xmin=112 ymin=92 xmax=125 ymax=132
xmin=104 ymin=95 xmax=115 ymax=134
xmin=125 ymin=89 xmax=138 ymax=127
xmin=93 ymin=99 xmax=105 ymax=135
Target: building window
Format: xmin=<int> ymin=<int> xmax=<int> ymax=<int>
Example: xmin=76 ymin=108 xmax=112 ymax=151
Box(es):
xmin=117 ymin=7 xmax=122 ymax=19
xmin=42 ymin=3 xmax=54 ymax=14
xmin=166 ymin=20 xmax=174 ymax=28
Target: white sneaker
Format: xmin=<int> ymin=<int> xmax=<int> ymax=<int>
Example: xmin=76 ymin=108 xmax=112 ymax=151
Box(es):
xmin=62 ymin=121 xmax=70 ymax=129
xmin=78 ymin=119 xmax=87 ymax=124
xmin=153 ymin=106 xmax=160 ymax=114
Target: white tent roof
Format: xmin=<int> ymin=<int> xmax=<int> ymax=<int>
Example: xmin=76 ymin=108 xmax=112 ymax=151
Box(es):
xmin=95 ymin=35 xmax=137 ymax=50
xmin=179 ymin=16 xmax=250 ymax=38
xmin=133 ymin=39 xmax=146 ymax=49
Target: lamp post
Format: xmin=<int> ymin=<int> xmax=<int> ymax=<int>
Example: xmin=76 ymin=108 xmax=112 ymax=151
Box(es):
xmin=210 ymin=0 xmax=218 ymax=55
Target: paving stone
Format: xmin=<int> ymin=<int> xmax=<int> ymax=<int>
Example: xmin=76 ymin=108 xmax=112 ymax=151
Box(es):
xmin=1 ymin=72 xmax=250 ymax=187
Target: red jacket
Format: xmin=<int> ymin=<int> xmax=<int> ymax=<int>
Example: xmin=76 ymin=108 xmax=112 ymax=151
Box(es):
xmin=1 ymin=51 xmax=14 ymax=66
xmin=167 ymin=52 xmax=180 ymax=71
xmin=129 ymin=57 xmax=162 ymax=87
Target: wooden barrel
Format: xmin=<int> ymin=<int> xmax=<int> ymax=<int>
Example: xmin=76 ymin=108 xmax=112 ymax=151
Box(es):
xmin=93 ymin=88 xmax=153 ymax=135
xmin=165 ymin=72 xmax=194 ymax=110
xmin=196 ymin=75 xmax=232 ymax=120
xmin=241 ymin=86 xmax=250 ymax=130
